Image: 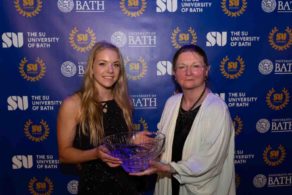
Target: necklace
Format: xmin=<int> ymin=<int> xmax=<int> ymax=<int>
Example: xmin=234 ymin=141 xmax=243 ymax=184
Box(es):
xmin=100 ymin=99 xmax=114 ymax=113
xmin=180 ymin=86 xmax=206 ymax=112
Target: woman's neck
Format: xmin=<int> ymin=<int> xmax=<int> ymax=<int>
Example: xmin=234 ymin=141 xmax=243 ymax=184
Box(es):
xmin=98 ymin=91 xmax=114 ymax=102
xmin=182 ymin=85 xmax=208 ymax=111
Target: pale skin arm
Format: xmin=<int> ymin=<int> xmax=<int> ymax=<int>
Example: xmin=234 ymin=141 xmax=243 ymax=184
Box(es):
xmin=57 ymin=94 xmax=121 ymax=167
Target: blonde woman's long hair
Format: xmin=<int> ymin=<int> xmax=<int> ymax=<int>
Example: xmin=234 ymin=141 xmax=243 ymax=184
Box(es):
xmin=77 ymin=41 xmax=132 ymax=146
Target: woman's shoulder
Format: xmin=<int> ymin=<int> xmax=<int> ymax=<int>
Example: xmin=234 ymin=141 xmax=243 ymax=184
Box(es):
xmin=60 ymin=94 xmax=81 ymax=111
xmin=167 ymin=93 xmax=182 ymax=101
xmin=204 ymin=92 xmax=228 ymax=110
xmin=165 ymin=93 xmax=182 ymax=105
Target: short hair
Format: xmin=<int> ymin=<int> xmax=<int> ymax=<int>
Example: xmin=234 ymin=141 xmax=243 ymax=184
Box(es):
xmin=172 ymin=44 xmax=209 ymax=71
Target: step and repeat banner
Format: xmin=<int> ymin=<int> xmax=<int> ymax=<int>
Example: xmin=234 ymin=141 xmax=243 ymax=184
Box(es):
xmin=0 ymin=0 xmax=291 ymax=194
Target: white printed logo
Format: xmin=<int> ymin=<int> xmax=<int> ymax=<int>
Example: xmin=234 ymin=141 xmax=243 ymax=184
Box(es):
xmin=12 ymin=155 xmax=33 ymax=169
xmin=256 ymin=119 xmax=270 ymax=133
xmin=253 ymin=174 xmax=267 ymax=188
xmin=57 ymin=0 xmax=74 ymax=13
xmin=157 ymin=61 xmax=173 ymax=76
xmin=258 ymin=59 xmax=273 ymax=75
xmin=7 ymin=96 xmax=29 ymax=111
xmin=261 ymin=0 xmax=277 ymax=13
xmin=67 ymin=180 xmax=79 ymax=194
xmin=2 ymin=32 xmax=24 ymax=48
xmin=61 ymin=61 xmax=77 ymax=77
xmin=156 ymin=0 xmax=178 ymax=12
xmin=206 ymin=32 xmax=227 ymax=46
xmin=111 ymin=31 xmax=127 ymax=47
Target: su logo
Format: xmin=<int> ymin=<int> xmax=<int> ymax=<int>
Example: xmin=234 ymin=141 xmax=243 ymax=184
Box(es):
xmin=12 ymin=155 xmax=33 ymax=169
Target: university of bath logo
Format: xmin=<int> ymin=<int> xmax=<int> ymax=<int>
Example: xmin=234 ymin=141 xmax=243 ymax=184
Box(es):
xmin=269 ymin=27 xmax=292 ymax=51
xmin=171 ymin=27 xmax=197 ymax=49
xmin=263 ymin=144 xmax=286 ymax=166
xmin=253 ymin=174 xmax=267 ymax=188
xmin=220 ymin=56 xmax=245 ymax=79
xmin=261 ymin=0 xmax=277 ymax=13
xmin=133 ymin=118 xmax=148 ymax=131
xmin=256 ymin=118 xmax=270 ymax=133
xmin=258 ymin=59 xmax=273 ymax=75
xmin=111 ymin=31 xmax=127 ymax=47
xmin=221 ymin=0 xmax=247 ymax=17
xmin=57 ymin=0 xmax=74 ymax=13
xmin=233 ymin=115 xmax=243 ymax=136
xmin=24 ymin=119 xmax=50 ymax=142
xmin=19 ymin=57 xmax=46 ymax=82
xmin=61 ymin=61 xmax=77 ymax=77
xmin=124 ymin=56 xmax=147 ymax=80
xmin=28 ymin=177 xmax=54 ymax=195
xmin=266 ymin=88 xmax=289 ymax=110
xmin=14 ymin=0 xmax=43 ymax=17
xmin=67 ymin=180 xmax=79 ymax=194
xmin=120 ymin=0 xmax=147 ymax=17
xmin=69 ymin=27 xmax=96 ymax=52
xmin=131 ymin=94 xmax=157 ymax=109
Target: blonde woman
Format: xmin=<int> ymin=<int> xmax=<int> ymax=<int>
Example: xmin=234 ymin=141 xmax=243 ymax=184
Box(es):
xmin=57 ymin=41 xmax=143 ymax=194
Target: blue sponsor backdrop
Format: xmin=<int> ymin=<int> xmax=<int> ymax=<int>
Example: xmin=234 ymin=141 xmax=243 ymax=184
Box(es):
xmin=0 ymin=0 xmax=292 ymax=194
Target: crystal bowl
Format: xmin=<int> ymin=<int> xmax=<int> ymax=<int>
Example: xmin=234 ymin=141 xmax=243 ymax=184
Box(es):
xmin=102 ymin=131 xmax=165 ymax=173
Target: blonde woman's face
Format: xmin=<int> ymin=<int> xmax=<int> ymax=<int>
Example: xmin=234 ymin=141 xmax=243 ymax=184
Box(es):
xmin=92 ymin=48 xmax=121 ymax=92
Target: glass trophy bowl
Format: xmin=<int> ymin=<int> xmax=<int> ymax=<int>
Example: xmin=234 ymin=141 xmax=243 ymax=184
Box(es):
xmin=102 ymin=131 xmax=165 ymax=173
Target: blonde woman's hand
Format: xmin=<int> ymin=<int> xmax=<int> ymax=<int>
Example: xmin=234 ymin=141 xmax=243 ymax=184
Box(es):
xmin=132 ymin=130 xmax=154 ymax=146
xmin=96 ymin=145 xmax=122 ymax=167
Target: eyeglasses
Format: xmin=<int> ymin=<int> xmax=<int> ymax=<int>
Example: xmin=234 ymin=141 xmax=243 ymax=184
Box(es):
xmin=175 ymin=64 xmax=206 ymax=72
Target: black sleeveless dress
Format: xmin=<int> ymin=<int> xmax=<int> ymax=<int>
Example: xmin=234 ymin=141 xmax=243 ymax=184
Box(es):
xmin=74 ymin=100 xmax=144 ymax=195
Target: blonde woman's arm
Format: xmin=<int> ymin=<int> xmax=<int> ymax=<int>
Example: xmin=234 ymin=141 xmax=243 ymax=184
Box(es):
xmin=57 ymin=94 xmax=121 ymax=167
